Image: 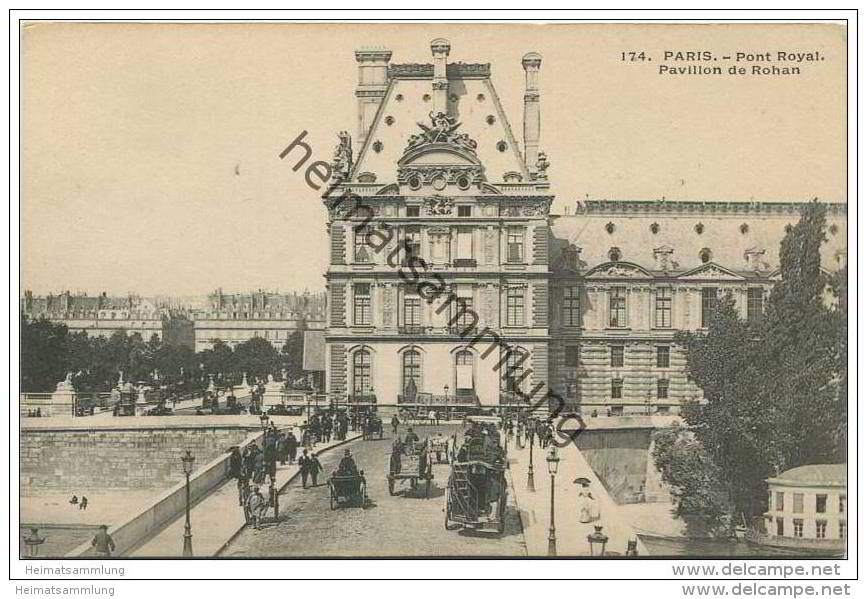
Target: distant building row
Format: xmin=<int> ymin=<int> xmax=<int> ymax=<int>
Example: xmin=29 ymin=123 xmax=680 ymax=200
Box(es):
xmin=20 ymin=289 xmax=327 ymax=351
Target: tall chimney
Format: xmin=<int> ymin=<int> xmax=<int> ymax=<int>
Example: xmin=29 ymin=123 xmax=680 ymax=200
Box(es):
xmin=354 ymin=47 xmax=392 ymax=147
xmin=430 ymin=38 xmax=451 ymax=114
xmin=522 ymin=52 xmax=543 ymax=171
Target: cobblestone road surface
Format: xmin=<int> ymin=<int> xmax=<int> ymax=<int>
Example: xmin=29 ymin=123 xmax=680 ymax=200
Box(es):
xmin=223 ymin=424 xmax=527 ymax=557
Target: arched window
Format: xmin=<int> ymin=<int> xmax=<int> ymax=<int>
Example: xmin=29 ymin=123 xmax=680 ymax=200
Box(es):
xmin=352 ymin=350 xmax=371 ymax=395
xmin=503 ymin=349 xmax=528 ymax=393
xmin=402 ymin=350 xmax=421 ymax=395
xmin=455 ymin=350 xmax=474 ymax=393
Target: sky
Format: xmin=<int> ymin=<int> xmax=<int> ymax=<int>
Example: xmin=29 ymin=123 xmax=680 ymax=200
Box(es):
xmin=20 ymin=22 xmax=847 ymax=296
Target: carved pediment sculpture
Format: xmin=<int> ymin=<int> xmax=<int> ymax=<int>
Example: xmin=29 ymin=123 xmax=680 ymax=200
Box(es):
xmin=424 ymin=195 xmax=454 ymax=216
xmin=405 ymin=111 xmax=478 ymax=155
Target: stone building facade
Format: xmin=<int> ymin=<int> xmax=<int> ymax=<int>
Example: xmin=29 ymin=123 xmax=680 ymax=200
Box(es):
xmin=315 ymin=39 xmax=847 ymax=414
xmin=321 ymin=40 xmax=553 ymax=410
xmin=21 ymin=290 xmax=194 ymax=348
xmin=191 ymin=289 xmax=326 ymax=351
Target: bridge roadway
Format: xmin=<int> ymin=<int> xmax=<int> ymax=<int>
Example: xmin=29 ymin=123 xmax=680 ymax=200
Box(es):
xmin=221 ymin=423 xmax=527 ymax=557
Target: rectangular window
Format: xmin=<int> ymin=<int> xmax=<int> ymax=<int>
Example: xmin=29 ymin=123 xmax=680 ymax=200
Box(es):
xmin=611 ymin=378 xmax=623 ymax=399
xmin=506 ymin=287 xmax=525 ymax=326
xmin=610 ymin=405 xmax=624 ymax=416
xmin=776 ymin=491 xmax=785 ymax=511
xmin=816 ymin=520 xmax=827 ymax=539
xmin=793 ymin=493 xmax=804 ymax=513
xmin=456 ymin=227 xmax=473 ymax=260
xmin=507 ymin=227 xmax=524 ymax=263
xmin=701 ymin=287 xmax=718 ymax=328
xmin=776 ymin=518 xmax=784 ymax=536
xmin=354 ymin=228 xmax=373 ymax=262
xmin=406 ymin=205 xmax=420 ymax=217
xmin=839 ymin=521 xmax=847 ymax=539
xmin=453 ymin=297 xmax=475 ymax=331
xmin=404 ymin=226 xmax=422 ymax=265
xmin=353 ymin=283 xmax=371 ymax=326
xmin=656 ymin=346 xmax=670 ymax=368
xmin=747 ymin=287 xmax=764 ymax=322
xmin=655 ymin=287 xmax=672 ymax=328
xmin=816 ymin=494 xmax=828 ymax=514
xmin=657 ymin=379 xmax=669 ymax=399
xmin=565 ymin=346 xmax=580 ymax=367
xmin=610 ymin=345 xmax=625 ymax=368
xmin=458 ymin=205 xmax=472 ymax=217
xmin=609 ymin=288 xmax=627 ymax=328
xmin=839 ymin=495 xmax=846 ymax=514
xmin=793 ymin=519 xmax=804 ymax=538
xmin=403 ymin=296 xmax=421 ymax=327
xmin=562 ymin=285 xmax=581 ymax=326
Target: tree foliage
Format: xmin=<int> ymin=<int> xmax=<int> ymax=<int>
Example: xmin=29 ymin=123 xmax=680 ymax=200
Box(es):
xmin=657 ymin=201 xmax=847 ymax=531
xmin=20 ymin=318 xmax=312 ymax=393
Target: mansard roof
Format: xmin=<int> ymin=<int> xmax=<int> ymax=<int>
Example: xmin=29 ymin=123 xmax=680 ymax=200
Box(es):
xmin=550 ymin=201 xmax=847 ymax=276
xmin=350 ymin=65 xmax=530 ymax=186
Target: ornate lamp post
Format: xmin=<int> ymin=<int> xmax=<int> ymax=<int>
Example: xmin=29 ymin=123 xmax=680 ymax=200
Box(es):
xmin=181 ymin=450 xmax=195 ymax=557
xmin=546 ymin=444 xmax=560 ymax=556
xmin=527 ymin=422 xmax=536 ymax=492
xmin=587 ymin=524 xmax=609 ymax=556
xmin=444 ymin=385 xmax=450 ymax=421
xmin=23 ymin=527 xmax=45 ymax=558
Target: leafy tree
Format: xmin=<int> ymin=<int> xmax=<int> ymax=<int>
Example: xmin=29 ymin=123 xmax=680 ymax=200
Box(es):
xmin=661 ymin=201 xmax=847 ymax=531
xmin=233 ymin=337 xmax=280 ymax=383
xmin=281 ymin=330 xmax=305 ymax=380
xmin=20 ymin=316 xmax=69 ymax=392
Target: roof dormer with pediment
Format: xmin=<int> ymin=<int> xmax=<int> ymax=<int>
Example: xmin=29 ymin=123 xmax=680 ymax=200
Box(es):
xmin=324 ymin=39 xmax=552 ymax=203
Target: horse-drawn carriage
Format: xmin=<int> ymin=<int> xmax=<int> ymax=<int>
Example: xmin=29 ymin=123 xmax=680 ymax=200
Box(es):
xmin=387 ymin=438 xmax=433 ymax=497
xmin=444 ymin=425 xmax=508 ymax=534
xmin=429 ymin=433 xmax=451 ymax=464
xmin=362 ymin=416 xmax=383 ymax=440
xmin=328 ymin=472 xmax=367 ymax=509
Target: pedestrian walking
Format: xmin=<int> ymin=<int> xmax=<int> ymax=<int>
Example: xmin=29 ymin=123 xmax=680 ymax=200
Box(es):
xmin=253 ymin=448 xmax=266 ymax=485
xmin=309 ymin=454 xmax=323 ymax=487
xmin=264 ymin=437 xmax=278 ymax=484
xmin=228 ymin=447 xmax=243 ymax=480
xmin=391 ymin=414 xmax=400 ymax=435
xmin=69 ymin=495 xmax=78 ymax=506
xmin=245 ymin=486 xmax=267 ymax=529
xmin=277 ymin=433 xmax=289 ymax=466
xmin=91 ymin=525 xmax=115 ymax=557
xmin=286 ymin=430 xmax=298 ymax=464
xmin=299 ymin=450 xmax=312 ymax=488
xmin=79 ymin=496 xmax=88 ymax=510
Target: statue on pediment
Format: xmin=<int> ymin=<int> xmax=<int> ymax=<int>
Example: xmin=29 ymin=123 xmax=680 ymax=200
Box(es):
xmin=405 ymin=111 xmax=478 ymax=155
xmin=536 ymin=151 xmax=550 ymax=180
xmin=331 ymin=130 xmax=352 ymax=180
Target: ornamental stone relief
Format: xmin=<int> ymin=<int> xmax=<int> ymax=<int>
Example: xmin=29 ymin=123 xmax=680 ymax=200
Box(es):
xmin=423 ymin=196 xmax=455 ymax=216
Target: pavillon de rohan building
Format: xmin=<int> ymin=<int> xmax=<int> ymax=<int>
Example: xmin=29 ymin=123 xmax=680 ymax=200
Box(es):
xmin=319 ymin=39 xmax=847 ymax=416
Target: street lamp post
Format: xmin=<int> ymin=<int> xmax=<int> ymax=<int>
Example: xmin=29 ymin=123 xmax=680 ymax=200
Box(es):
xmin=546 ymin=445 xmax=560 ymax=556
xmin=23 ymin=527 xmax=45 ymax=558
xmin=181 ymin=450 xmax=195 ymax=557
xmin=527 ymin=424 xmax=536 ymax=492
xmin=587 ymin=525 xmax=609 ymax=557
xmin=444 ymin=385 xmax=449 ymax=421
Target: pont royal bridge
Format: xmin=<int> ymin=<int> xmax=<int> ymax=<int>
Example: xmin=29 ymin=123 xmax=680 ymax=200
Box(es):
xmin=20 ymin=389 xmax=679 ymax=558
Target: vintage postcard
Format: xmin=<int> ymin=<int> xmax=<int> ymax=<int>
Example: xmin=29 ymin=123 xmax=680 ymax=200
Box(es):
xmin=14 ymin=17 xmax=852 ymax=585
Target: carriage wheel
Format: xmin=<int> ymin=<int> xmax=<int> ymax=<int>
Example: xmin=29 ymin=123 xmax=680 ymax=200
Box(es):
xmin=388 ymin=477 xmax=395 ymax=496
xmin=496 ymin=495 xmax=506 ymax=534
